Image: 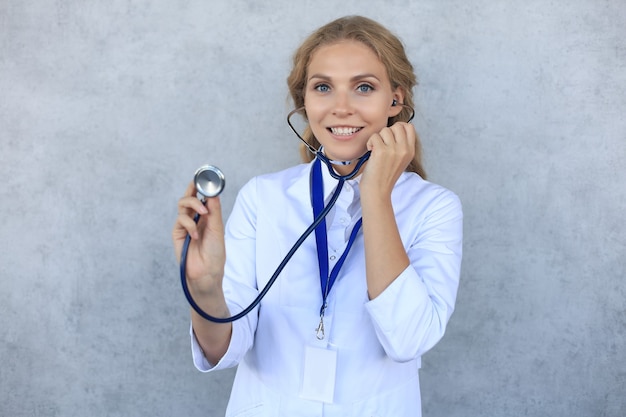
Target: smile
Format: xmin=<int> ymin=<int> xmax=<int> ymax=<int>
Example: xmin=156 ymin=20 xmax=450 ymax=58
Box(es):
xmin=328 ymin=126 xmax=362 ymax=136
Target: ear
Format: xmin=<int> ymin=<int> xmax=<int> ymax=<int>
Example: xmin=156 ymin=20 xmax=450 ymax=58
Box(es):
xmin=388 ymin=88 xmax=405 ymax=118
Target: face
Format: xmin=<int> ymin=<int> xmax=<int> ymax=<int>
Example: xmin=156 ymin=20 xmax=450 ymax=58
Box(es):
xmin=304 ymin=40 xmax=403 ymax=174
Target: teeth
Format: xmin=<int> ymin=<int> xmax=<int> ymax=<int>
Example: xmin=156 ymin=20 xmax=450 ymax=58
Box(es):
xmin=330 ymin=127 xmax=361 ymax=136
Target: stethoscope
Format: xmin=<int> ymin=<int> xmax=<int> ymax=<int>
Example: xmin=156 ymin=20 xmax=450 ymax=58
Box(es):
xmin=180 ymin=103 xmax=414 ymax=323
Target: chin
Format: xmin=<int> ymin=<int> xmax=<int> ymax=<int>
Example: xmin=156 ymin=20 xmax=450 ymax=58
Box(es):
xmin=325 ymin=150 xmax=366 ymax=163
xmin=322 ymin=143 xmax=367 ymax=161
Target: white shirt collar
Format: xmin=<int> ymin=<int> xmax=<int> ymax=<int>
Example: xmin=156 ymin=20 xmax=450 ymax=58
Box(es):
xmin=318 ymin=159 xmax=362 ymax=205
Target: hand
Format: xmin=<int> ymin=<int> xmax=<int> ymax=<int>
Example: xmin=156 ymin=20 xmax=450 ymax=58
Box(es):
xmin=172 ymin=181 xmax=226 ymax=295
xmin=361 ymin=122 xmax=416 ymax=197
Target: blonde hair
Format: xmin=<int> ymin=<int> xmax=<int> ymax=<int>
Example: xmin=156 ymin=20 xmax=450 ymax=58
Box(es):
xmin=287 ymin=15 xmax=426 ymax=178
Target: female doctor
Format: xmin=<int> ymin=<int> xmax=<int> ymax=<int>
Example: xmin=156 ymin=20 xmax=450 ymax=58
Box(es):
xmin=173 ymin=15 xmax=463 ymax=417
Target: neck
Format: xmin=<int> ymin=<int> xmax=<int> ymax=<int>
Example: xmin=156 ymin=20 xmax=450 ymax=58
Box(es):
xmin=318 ymin=154 xmax=369 ymax=180
xmin=332 ymin=160 xmax=365 ymax=177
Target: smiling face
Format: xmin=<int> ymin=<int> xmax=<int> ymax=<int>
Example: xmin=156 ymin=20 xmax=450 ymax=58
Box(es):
xmin=304 ymin=40 xmax=403 ymax=175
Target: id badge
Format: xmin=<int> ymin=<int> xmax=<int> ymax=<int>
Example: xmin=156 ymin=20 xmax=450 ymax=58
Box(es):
xmin=299 ymin=345 xmax=337 ymax=403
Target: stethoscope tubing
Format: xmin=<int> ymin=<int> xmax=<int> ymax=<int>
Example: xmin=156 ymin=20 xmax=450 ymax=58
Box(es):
xmin=286 ymin=104 xmax=414 ymax=178
xmin=180 ymin=103 xmax=413 ymax=322
xmin=180 ymin=157 xmax=358 ymax=323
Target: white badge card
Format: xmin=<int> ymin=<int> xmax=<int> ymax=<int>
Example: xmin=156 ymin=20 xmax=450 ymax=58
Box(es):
xmin=299 ymin=345 xmax=337 ymax=403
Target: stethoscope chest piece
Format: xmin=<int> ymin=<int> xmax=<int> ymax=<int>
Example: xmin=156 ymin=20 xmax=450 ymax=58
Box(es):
xmin=194 ymin=165 xmax=225 ymax=199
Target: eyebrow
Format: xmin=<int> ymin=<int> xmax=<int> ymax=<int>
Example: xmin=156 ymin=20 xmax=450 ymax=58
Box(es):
xmin=307 ymin=73 xmax=382 ymax=83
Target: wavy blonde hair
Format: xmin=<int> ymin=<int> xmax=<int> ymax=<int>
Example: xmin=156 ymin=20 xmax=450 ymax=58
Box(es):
xmin=287 ymin=15 xmax=426 ymax=178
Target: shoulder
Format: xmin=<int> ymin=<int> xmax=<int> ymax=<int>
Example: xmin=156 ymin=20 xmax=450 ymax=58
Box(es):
xmin=237 ymin=163 xmax=311 ymax=200
xmin=228 ymin=163 xmax=311 ymax=227
xmin=395 ymin=172 xmax=463 ymax=217
xmin=254 ymin=163 xmax=310 ymax=187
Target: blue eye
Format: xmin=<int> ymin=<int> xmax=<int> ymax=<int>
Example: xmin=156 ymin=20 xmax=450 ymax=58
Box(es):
xmin=357 ymin=83 xmax=374 ymax=93
xmin=315 ymin=84 xmax=330 ymax=93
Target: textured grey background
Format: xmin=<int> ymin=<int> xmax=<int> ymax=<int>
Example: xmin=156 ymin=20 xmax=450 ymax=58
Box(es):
xmin=1 ymin=1 xmax=624 ymax=416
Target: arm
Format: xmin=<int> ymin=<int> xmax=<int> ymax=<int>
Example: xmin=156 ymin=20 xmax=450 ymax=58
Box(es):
xmin=365 ymin=190 xmax=463 ymax=361
xmin=360 ymin=122 xmax=463 ymax=361
xmin=360 ymin=122 xmax=416 ymax=299
xmin=172 ymin=182 xmax=232 ymax=365
xmin=361 ymin=189 xmax=410 ymax=299
xmin=189 ymin=288 xmax=233 ymax=366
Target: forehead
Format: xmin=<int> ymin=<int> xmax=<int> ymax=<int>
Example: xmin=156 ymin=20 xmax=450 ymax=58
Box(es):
xmin=307 ymin=40 xmax=387 ymax=79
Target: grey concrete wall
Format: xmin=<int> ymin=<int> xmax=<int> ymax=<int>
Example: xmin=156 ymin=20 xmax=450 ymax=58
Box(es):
xmin=1 ymin=1 xmax=624 ymax=416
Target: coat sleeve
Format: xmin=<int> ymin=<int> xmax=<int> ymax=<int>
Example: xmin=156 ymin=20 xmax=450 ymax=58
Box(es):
xmin=365 ymin=188 xmax=463 ymax=362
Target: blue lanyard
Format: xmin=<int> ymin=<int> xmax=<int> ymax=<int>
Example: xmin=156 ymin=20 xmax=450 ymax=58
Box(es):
xmin=310 ymin=159 xmax=363 ymax=338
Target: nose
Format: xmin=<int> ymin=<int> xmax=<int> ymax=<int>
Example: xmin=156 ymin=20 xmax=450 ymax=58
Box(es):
xmin=332 ymin=90 xmax=354 ymax=117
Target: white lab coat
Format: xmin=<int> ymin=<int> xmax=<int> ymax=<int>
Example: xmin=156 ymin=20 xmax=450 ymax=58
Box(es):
xmin=190 ymin=160 xmax=463 ymax=416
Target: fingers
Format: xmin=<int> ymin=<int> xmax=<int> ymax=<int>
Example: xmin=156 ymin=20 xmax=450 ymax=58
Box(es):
xmin=362 ymin=123 xmax=417 ymax=196
xmin=367 ymin=122 xmax=416 ymax=160
xmin=173 ymin=214 xmax=196 ymax=242
xmin=175 ymin=181 xmax=214 ymax=241
xmin=179 ymin=181 xmax=208 ymax=216
xmin=172 ymin=180 xmax=226 ymax=275
xmin=203 ymin=194 xmax=225 ymax=236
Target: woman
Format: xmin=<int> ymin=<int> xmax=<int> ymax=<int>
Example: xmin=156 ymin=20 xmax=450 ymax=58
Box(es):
xmin=173 ymin=15 xmax=463 ymax=416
